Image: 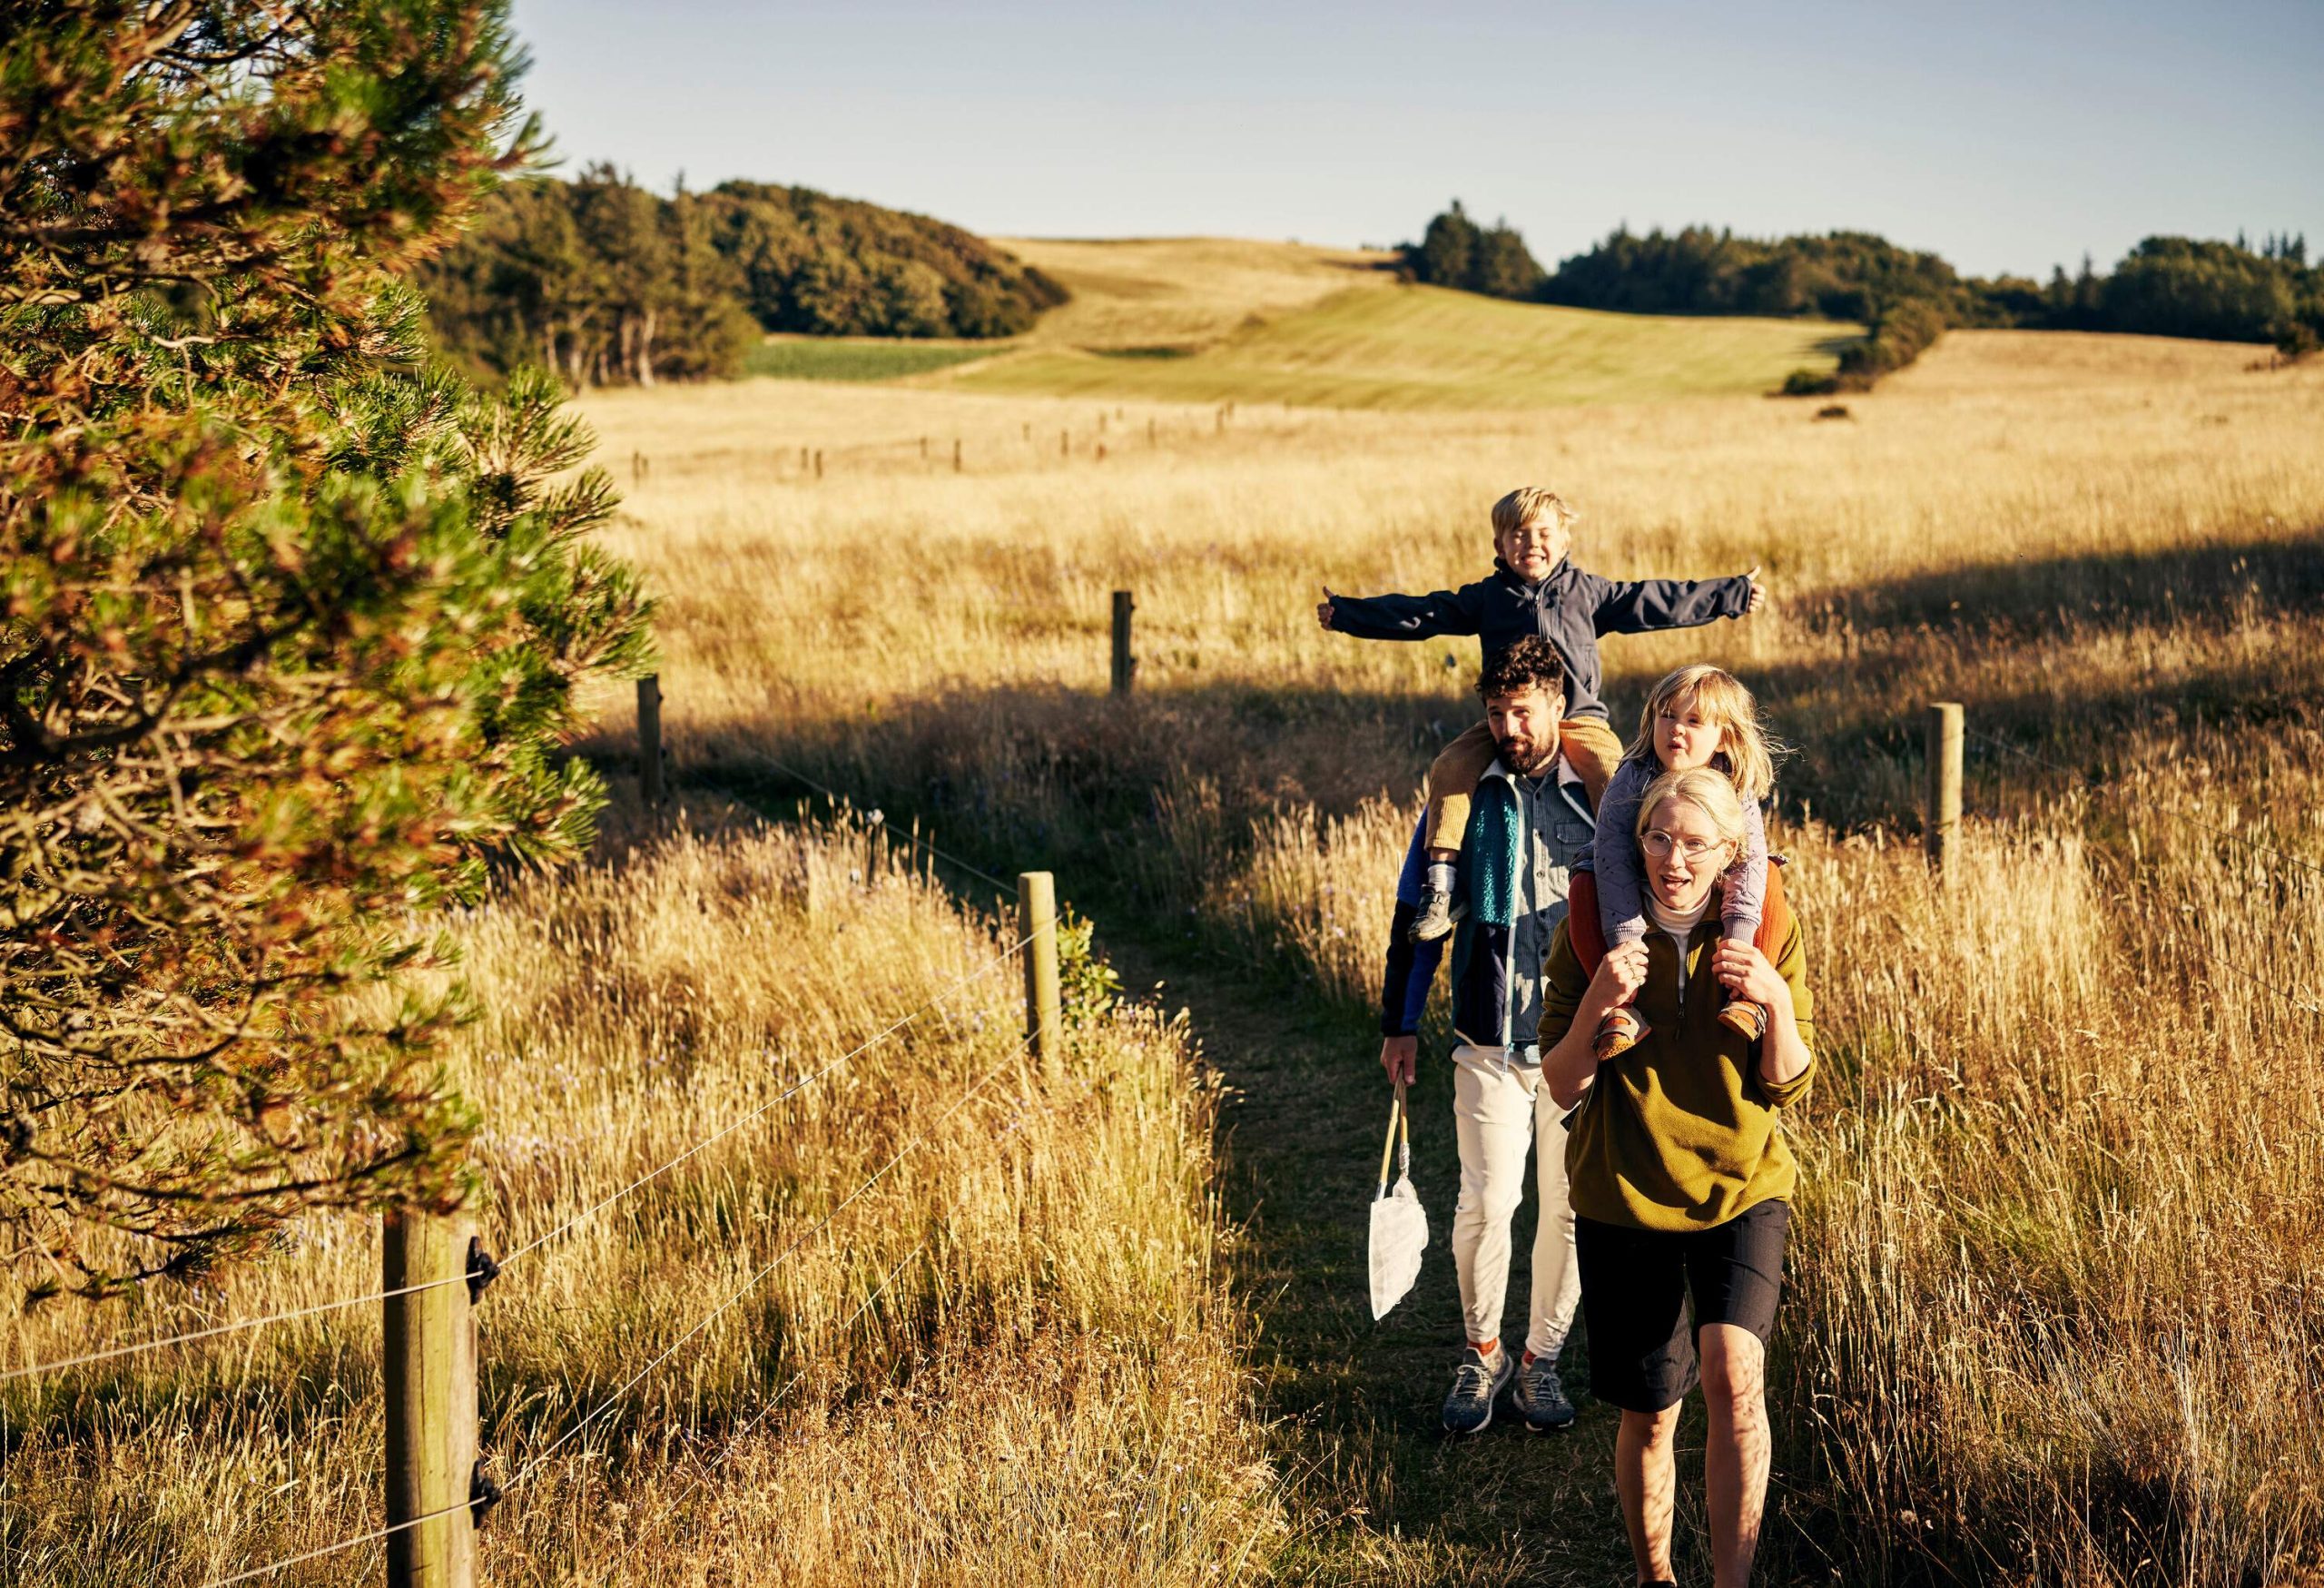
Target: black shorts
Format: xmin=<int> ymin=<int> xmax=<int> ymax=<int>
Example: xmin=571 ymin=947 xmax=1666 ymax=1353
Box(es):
xmin=1574 ymin=1199 xmax=1790 ymax=1414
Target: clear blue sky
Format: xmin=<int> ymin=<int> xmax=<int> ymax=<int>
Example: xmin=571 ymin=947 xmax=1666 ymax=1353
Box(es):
xmin=506 ymin=0 xmax=2322 ymax=279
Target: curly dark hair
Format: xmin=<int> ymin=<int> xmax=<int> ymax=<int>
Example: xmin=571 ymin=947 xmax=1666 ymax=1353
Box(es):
xmin=1475 ymin=636 xmax=1567 ymax=705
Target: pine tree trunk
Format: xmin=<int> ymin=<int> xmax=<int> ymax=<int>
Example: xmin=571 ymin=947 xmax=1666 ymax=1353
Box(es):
xmin=637 ymin=309 xmax=657 ymax=389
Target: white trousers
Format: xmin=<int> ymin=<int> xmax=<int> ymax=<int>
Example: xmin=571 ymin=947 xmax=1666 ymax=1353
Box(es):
xmin=1449 ymin=1043 xmax=1581 ymax=1361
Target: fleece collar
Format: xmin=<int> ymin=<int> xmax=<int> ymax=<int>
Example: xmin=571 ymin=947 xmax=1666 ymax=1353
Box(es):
xmin=1491 ymin=555 xmax=1575 ymax=597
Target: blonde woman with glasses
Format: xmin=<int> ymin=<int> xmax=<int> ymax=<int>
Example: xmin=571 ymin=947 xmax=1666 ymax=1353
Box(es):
xmin=1541 ymin=764 xmax=1816 ymax=1588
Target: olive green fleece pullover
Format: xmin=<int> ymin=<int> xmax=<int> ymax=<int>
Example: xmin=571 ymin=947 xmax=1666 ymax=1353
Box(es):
xmin=1542 ymin=912 xmax=1816 ymax=1232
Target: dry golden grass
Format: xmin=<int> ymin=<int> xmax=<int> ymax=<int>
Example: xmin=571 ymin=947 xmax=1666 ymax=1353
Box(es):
xmin=577 ymin=329 xmax=2324 ymax=750
xmin=561 ymin=326 xmax=2324 ymax=1583
xmin=4 ymin=808 xmax=1281 ymax=1584
xmin=12 ymin=325 xmax=2324 ymax=1585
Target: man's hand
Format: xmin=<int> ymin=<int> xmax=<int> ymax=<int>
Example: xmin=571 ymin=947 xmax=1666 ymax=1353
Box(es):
xmin=1711 ymin=941 xmax=1788 ymax=1011
xmin=1743 ymin=566 xmax=1769 ymax=616
xmin=1380 ymin=1033 xmax=1417 ymax=1085
xmin=1316 ymin=587 xmax=1336 ymax=631
xmin=1583 ymin=940 xmax=1651 ymax=1021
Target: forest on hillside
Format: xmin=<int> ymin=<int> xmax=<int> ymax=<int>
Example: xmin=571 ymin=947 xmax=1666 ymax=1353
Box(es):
xmin=421 ymin=166 xmax=1068 ymax=388
xmin=1406 ymin=202 xmax=2324 ymax=390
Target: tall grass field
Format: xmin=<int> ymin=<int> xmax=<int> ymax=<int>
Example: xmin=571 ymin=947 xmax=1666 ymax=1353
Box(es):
xmin=7 ymin=295 xmax=2323 ymax=1584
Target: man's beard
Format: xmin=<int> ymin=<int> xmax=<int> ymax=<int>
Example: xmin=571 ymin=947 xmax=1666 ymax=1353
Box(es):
xmin=1496 ymin=735 xmax=1555 ymax=775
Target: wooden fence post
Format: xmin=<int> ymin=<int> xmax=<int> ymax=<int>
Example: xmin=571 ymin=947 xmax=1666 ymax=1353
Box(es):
xmin=1019 ymin=872 xmax=1062 ymax=1085
xmin=1059 ymin=428 xmax=1068 ymax=459
xmin=952 ymin=437 xmax=962 ymax=473
xmin=384 ymin=1212 xmax=479 ymax=1588
xmin=920 ymin=435 xmax=929 ymax=461
xmin=637 ymin=676 xmax=665 ymax=810
xmin=1110 ymin=591 xmax=1136 ymax=695
xmin=1926 ymin=702 xmax=1963 ymax=884
xmin=813 ymin=449 xmax=824 ymax=479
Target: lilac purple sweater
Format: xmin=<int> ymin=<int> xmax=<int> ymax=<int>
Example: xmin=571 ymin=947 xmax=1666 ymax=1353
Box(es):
xmin=1591 ymin=753 xmax=1767 ymax=947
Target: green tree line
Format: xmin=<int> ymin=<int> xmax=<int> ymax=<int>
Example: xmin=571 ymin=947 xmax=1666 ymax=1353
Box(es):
xmin=423 ymin=171 xmax=1069 ymax=387
xmin=1403 ymin=204 xmax=2324 ymax=389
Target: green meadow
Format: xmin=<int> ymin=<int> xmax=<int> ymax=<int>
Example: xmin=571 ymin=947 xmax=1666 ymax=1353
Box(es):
xmin=939 ymin=281 xmax=1855 ymax=409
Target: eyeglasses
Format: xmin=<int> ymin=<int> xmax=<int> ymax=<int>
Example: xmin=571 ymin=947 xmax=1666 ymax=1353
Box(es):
xmin=1641 ymin=830 xmax=1722 ymax=862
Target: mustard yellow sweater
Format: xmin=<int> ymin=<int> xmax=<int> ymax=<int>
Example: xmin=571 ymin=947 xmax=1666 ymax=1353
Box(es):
xmin=1542 ymin=913 xmax=1816 ymax=1232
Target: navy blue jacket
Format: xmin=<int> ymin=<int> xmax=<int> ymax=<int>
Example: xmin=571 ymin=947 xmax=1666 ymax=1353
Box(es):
xmin=1327 ymin=557 xmax=1752 ymax=721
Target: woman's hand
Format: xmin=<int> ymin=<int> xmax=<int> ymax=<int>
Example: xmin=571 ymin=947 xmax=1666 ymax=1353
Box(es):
xmin=1743 ymin=566 xmax=1769 ymax=616
xmin=1711 ymin=941 xmax=1788 ymax=1011
xmin=1584 ymin=940 xmax=1651 ymax=1021
xmin=1316 ymin=587 xmax=1336 ymax=630
xmin=1546 ymin=940 xmax=1649 ymax=1109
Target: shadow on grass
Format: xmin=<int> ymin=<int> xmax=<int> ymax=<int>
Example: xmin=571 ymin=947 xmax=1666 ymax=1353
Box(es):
xmin=1807 ymin=523 xmax=2324 ymax=642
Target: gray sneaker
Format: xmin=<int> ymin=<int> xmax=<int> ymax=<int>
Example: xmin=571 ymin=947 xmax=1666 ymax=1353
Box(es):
xmin=1511 ymin=1351 xmax=1576 ymax=1432
xmin=1440 ymin=1343 xmax=1516 ymax=1435
xmin=1409 ymin=883 xmax=1456 ymax=943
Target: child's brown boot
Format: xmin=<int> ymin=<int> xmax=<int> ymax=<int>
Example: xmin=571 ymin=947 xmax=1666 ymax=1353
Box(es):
xmin=1718 ymin=998 xmax=1767 ymax=1041
xmin=1592 ymin=1005 xmax=1649 ymax=1060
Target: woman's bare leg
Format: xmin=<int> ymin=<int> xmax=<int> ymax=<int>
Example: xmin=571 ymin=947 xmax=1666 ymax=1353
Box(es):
xmin=1615 ymin=1405 xmax=1682 ymax=1583
xmin=1699 ymin=1324 xmax=1770 ymax=1588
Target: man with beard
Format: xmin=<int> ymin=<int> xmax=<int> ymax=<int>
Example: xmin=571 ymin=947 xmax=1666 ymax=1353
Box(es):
xmin=1377 ymin=636 xmax=1594 ymax=1435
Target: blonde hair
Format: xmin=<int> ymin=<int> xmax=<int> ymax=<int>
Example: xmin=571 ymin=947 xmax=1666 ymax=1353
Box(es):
xmin=1491 ymin=487 xmax=1578 ymax=540
xmin=1624 ymin=664 xmax=1779 ymax=804
xmin=1633 ymin=765 xmax=1750 ymax=858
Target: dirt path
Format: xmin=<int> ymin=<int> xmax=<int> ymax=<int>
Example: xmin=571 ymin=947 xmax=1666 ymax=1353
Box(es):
xmin=1105 ymin=935 xmax=1649 ymax=1587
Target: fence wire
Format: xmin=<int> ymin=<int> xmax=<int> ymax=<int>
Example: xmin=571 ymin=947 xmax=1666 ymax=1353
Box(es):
xmin=499 ymin=1047 xmax=1025 ymax=1495
xmin=9 ymin=702 xmax=1077 ymax=1588
xmin=753 ymin=752 xmax=1022 ymax=899
xmin=182 ymin=1050 xmax=1029 ymax=1588
xmin=495 ymin=927 xmax=1039 ymax=1270
xmin=191 ymin=1494 xmax=474 ymax=1588
xmin=5 ymin=931 xmax=1038 ymax=1385
xmin=0 ymin=1271 xmax=469 ymax=1386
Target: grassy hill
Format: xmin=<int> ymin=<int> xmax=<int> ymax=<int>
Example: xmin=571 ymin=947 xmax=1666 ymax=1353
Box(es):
xmin=787 ymin=235 xmax=1845 ymax=409
xmin=726 ymin=236 xmax=1856 ymax=409
xmin=993 ymin=235 xmax=1402 ymax=350
xmin=943 ymin=277 xmax=1856 ymax=409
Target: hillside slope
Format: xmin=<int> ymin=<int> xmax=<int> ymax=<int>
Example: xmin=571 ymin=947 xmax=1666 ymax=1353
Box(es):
xmin=939 ymin=271 xmax=1856 ymax=409
xmin=992 ymin=235 xmax=1400 ymax=350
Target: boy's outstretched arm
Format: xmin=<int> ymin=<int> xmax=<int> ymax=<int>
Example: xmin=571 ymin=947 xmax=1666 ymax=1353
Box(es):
xmin=1322 ymin=583 xmax=1483 ymax=642
xmin=1587 ymin=566 xmax=1765 ymax=636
